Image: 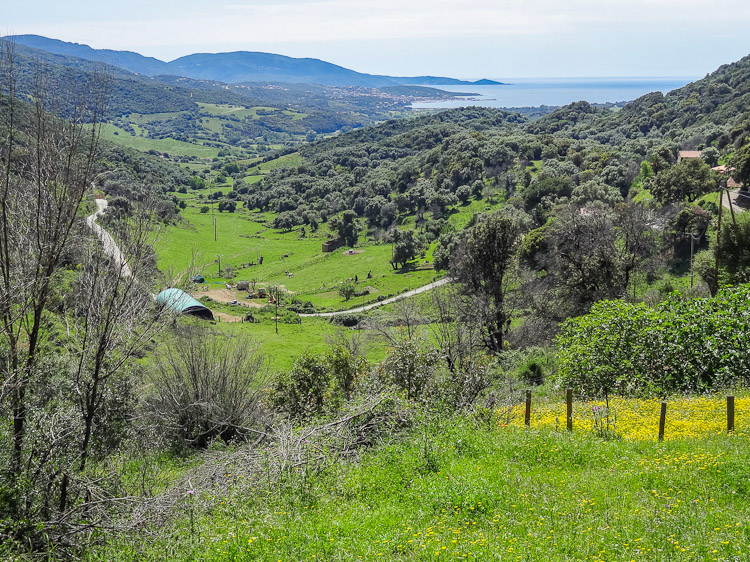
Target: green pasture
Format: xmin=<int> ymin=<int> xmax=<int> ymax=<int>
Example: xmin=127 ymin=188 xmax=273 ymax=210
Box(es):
xmin=282 ymin=109 xmax=308 ymax=120
xmin=101 ymin=123 xmax=219 ymax=158
xmin=198 ymin=116 xmax=225 ymax=134
xmin=124 ymin=111 xmax=190 ymax=124
xmin=244 ymin=152 xmax=304 ymax=177
xmin=527 ymin=159 xmax=543 ymax=177
xmin=209 ymin=316 xmax=384 ymax=373
xmin=156 ymin=199 xmax=439 ymax=311
xmin=198 ymin=103 xmax=264 ymax=118
xmin=447 ymin=197 xmax=503 ymax=230
xmin=197 ymin=103 xmax=308 ymax=121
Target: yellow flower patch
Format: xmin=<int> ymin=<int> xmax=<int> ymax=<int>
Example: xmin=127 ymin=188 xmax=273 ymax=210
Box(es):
xmin=507 ymin=396 xmax=750 ymax=440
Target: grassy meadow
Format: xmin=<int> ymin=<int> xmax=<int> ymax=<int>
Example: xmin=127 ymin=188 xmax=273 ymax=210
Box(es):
xmin=243 ymin=152 xmax=305 ymax=179
xmin=103 ymin=104 xmax=312 ymax=162
xmin=158 ymin=195 xmax=442 ymax=312
xmin=198 ymin=315 xmax=385 ymax=373
xmin=85 ymin=395 xmax=750 ymax=562
xmin=101 ymin=123 xmax=221 ymax=158
xmin=198 ymin=103 xmax=308 ymax=121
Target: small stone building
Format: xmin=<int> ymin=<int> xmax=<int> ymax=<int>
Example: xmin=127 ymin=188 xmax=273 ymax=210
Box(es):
xmin=322 ymin=238 xmax=344 ymax=252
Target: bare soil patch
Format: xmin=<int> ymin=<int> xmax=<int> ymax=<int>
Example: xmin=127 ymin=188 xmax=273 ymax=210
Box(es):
xmin=191 ymin=287 xmax=265 ymax=308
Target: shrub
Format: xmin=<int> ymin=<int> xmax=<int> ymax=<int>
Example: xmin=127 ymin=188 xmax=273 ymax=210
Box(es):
xmin=144 ymin=328 xmax=268 ymax=448
xmin=270 ymin=347 xmax=365 ymax=419
xmin=329 ymin=314 xmax=361 ymax=327
xmin=519 ymin=360 xmax=544 ymax=386
xmin=286 ymin=299 xmax=315 ymax=313
xmin=556 ymin=286 xmax=750 ymax=396
xmin=380 ymin=336 xmax=442 ymax=401
xmin=338 ymin=283 xmax=356 ymax=301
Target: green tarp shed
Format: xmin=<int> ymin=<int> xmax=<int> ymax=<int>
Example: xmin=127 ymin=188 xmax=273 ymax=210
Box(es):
xmin=156 ymin=288 xmax=214 ymax=321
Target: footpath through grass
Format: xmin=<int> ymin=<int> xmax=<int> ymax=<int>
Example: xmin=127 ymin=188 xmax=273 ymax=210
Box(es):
xmin=88 ymin=400 xmax=750 ymax=562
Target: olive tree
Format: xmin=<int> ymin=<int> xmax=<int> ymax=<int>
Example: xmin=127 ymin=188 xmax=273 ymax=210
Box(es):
xmin=650 ymin=158 xmax=722 ymax=203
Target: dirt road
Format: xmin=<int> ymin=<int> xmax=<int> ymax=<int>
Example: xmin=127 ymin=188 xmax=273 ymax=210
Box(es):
xmin=299 ymin=277 xmax=452 ymax=317
xmin=86 ymin=199 xmax=132 ymax=278
xmin=722 ymin=188 xmax=748 ymax=213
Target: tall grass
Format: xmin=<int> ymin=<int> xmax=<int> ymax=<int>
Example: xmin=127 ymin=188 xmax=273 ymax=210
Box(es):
xmin=86 ymin=405 xmax=750 ymax=561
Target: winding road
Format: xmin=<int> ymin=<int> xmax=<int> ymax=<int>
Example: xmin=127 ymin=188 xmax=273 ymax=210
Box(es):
xmin=86 ymin=199 xmax=132 ymax=278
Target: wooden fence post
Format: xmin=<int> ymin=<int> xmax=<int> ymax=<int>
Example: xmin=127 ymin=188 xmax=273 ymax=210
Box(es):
xmin=566 ymin=388 xmax=573 ymax=432
xmin=525 ymin=390 xmax=532 ymax=427
xmin=727 ymin=395 xmax=735 ymax=433
xmin=658 ymin=401 xmax=667 ymax=441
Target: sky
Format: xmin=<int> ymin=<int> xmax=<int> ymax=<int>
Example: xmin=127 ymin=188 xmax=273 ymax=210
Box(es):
xmin=4 ymin=0 xmax=750 ymax=78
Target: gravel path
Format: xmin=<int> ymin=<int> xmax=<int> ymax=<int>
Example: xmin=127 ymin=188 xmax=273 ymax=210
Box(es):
xmin=722 ymin=188 xmax=747 ymax=213
xmin=86 ymin=199 xmax=133 ymax=278
xmin=300 ymin=277 xmax=452 ymax=317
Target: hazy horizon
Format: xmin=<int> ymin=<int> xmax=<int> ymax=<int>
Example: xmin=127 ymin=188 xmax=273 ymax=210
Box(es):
xmin=5 ymin=0 xmax=750 ymax=79
xmin=0 ymin=34 xmax=712 ymax=82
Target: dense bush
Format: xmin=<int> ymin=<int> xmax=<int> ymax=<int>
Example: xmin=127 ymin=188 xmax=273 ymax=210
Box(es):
xmin=556 ymin=286 xmax=750 ymax=396
xmin=270 ymin=346 xmax=365 ymax=419
xmin=329 ymin=313 xmax=362 ymax=327
xmin=145 ymin=329 xmax=268 ymax=448
xmin=379 ymin=337 xmax=442 ymax=401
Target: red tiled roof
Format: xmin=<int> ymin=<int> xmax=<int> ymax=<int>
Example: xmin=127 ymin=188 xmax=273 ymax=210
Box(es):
xmin=678 ymin=150 xmax=702 ymax=160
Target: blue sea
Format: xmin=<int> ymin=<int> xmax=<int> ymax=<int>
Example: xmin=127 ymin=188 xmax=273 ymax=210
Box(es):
xmin=411 ymin=77 xmax=696 ymax=109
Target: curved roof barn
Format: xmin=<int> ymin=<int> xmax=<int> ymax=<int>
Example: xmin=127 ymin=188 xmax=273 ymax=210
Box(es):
xmin=156 ymin=288 xmax=214 ymax=321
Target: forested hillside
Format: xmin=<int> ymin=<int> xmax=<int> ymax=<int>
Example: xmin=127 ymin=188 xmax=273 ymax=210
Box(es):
xmin=4 ymin=33 xmax=750 ymax=562
xmin=8 ymin=34 xmax=501 ymax=87
xmin=211 ymin=52 xmax=750 ymax=342
xmin=4 ymin=40 xmax=464 ymax=162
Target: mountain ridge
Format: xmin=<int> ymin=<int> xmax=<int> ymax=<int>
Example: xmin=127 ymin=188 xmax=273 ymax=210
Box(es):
xmin=5 ymin=35 xmax=504 ymax=88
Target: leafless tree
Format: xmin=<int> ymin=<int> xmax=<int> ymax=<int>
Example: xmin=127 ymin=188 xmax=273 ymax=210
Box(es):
xmin=375 ymin=297 xmax=425 ymax=347
xmin=1 ymin=39 xmax=108 ymax=488
xmin=425 ymin=283 xmax=482 ymax=375
xmin=0 ymin=40 xmax=180 ymax=549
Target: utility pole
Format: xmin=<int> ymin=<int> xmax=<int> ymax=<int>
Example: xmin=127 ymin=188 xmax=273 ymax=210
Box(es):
xmin=275 ymin=287 xmax=279 ymax=334
xmin=716 ymin=189 xmax=724 ymax=280
xmin=216 ymin=254 xmax=223 ymax=276
xmin=689 ymin=232 xmax=704 ymax=289
xmin=727 ymin=188 xmax=738 ymax=227
xmin=209 ymin=180 xmax=216 ymax=241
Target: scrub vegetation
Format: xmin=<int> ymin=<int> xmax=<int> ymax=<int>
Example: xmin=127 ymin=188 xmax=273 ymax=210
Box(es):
xmin=4 ymin=37 xmax=750 ymax=562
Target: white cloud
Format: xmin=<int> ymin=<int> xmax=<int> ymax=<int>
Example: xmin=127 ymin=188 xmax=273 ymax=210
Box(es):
xmin=19 ymin=0 xmax=750 ymax=55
